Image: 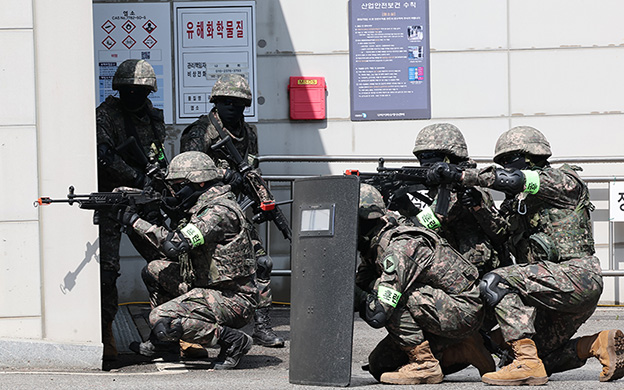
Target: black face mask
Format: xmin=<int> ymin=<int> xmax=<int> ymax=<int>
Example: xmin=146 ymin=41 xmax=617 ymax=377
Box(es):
xmin=168 ymin=183 xmax=208 ymax=211
xmin=118 ymin=86 xmax=151 ymax=111
xmin=416 ymin=151 xmax=448 ymax=167
xmin=215 ymin=101 xmax=246 ymax=128
xmin=499 ymin=153 xmax=530 ymax=170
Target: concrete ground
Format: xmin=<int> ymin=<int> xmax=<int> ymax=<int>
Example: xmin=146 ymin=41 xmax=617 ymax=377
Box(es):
xmin=2 ymin=306 xmax=624 ymax=389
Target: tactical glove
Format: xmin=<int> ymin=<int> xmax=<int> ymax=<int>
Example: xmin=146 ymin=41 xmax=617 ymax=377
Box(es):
xmin=459 ymin=187 xmax=482 ymax=208
xmin=426 ymin=162 xmax=463 ymax=185
xmin=222 ymin=169 xmax=244 ymax=191
xmin=115 ymin=205 xmax=139 ymax=227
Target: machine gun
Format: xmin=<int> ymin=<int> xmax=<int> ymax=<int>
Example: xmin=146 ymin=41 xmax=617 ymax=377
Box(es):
xmin=345 ymin=158 xmax=451 ymax=217
xmin=34 ymin=186 xmax=163 ymax=225
xmin=208 ymin=112 xmax=292 ymax=242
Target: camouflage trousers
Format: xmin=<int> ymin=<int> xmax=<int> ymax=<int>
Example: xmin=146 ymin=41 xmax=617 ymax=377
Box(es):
xmin=256 ymin=275 xmax=271 ymax=309
xmin=386 ymin=283 xmax=484 ymax=351
xmin=144 ymin=260 xmax=257 ymax=346
xmin=251 ymin=228 xmax=272 ymax=310
xmin=367 ymin=284 xmax=483 ymax=379
xmin=99 ymin=210 xmax=163 ymax=325
xmin=491 ymin=255 xmax=603 ymax=374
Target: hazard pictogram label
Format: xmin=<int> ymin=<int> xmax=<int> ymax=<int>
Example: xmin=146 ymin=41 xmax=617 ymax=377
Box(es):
xmin=122 ymin=20 xmax=136 ymax=34
xmin=143 ymin=20 xmax=157 ymax=34
xmin=143 ymin=35 xmax=157 ymax=49
xmin=102 ymin=20 xmax=115 ymax=34
xmin=102 ymin=36 xmax=116 ymax=50
xmin=123 ymin=35 xmax=136 ymax=49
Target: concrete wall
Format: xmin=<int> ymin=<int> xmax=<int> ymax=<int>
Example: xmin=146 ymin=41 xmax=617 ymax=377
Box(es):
xmin=3 ymin=0 xmax=624 ymax=370
xmin=111 ymin=0 xmax=624 ymax=305
xmin=0 ymin=0 xmax=101 ymax=369
xmin=252 ymin=0 xmax=624 ymax=303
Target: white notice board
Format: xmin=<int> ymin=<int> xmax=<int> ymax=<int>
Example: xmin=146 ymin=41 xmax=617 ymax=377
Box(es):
xmin=93 ymin=3 xmax=174 ymax=124
xmin=174 ymin=1 xmax=258 ymax=124
xmin=609 ymin=181 xmax=624 ymax=222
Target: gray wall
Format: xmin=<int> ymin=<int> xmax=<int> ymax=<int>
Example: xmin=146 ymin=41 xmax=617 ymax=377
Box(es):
xmin=0 ymin=0 xmax=101 ymax=369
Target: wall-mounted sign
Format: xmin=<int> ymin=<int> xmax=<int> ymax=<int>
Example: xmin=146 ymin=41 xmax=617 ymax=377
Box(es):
xmin=93 ymin=3 xmax=174 ymax=123
xmin=348 ymin=0 xmax=430 ymax=121
xmin=609 ymin=181 xmax=624 ymax=222
xmin=174 ymin=1 xmax=258 ymax=124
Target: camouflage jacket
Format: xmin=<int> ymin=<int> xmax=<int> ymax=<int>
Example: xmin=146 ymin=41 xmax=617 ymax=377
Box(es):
xmin=132 ymin=184 xmax=256 ymax=290
xmin=96 ymin=95 xmax=166 ymax=191
xmin=357 ymin=213 xmax=479 ymax=317
xmin=180 ymin=108 xmax=259 ymax=176
xmin=463 ymin=164 xmax=595 ymax=263
xmin=430 ymin=187 xmax=509 ymax=276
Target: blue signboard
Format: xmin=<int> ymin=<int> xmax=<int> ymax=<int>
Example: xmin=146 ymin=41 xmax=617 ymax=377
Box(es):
xmin=349 ymin=0 xmax=430 ymax=121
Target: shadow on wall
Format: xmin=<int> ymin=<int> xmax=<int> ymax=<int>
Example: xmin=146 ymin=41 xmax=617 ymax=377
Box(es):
xmin=255 ymin=0 xmax=331 ymax=177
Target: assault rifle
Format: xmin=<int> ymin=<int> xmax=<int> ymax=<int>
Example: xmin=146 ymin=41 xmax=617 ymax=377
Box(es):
xmin=345 ymin=158 xmax=451 ymax=217
xmin=208 ymin=112 xmax=292 ymax=242
xmin=34 ymin=186 xmax=163 ymax=225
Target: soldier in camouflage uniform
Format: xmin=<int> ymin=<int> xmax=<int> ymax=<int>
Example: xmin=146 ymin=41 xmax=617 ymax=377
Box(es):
xmin=410 ymin=123 xmax=510 ymax=375
xmin=412 ymin=123 xmax=508 ymax=277
xmin=428 ymin=126 xmax=624 ymax=385
xmin=118 ymin=151 xmax=257 ymax=370
xmin=96 ymin=59 xmax=167 ymax=360
xmin=354 ymin=183 xmax=493 ymax=384
xmin=179 ymin=74 xmax=284 ymax=348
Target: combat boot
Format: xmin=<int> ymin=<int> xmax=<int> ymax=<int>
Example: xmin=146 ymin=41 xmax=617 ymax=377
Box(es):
xmin=213 ymin=326 xmax=253 ymax=370
xmin=440 ymin=332 xmax=496 ymax=376
xmin=129 ymin=331 xmax=180 ymax=359
xmin=179 ymin=340 xmax=208 ymax=359
xmin=576 ymin=329 xmax=624 ymax=381
xmin=252 ymin=307 xmax=284 ymax=348
xmin=481 ymin=338 xmax=548 ymax=386
xmin=379 ymin=340 xmax=444 ymax=385
xmin=102 ymin=321 xmax=118 ymax=361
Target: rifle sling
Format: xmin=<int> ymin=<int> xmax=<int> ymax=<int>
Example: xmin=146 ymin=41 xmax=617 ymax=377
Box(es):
xmin=122 ymin=109 xmax=166 ymax=169
xmin=208 ymin=110 xmax=249 ymax=170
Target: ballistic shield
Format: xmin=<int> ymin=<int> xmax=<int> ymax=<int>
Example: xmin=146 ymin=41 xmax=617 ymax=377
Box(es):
xmin=289 ymin=175 xmax=360 ymax=387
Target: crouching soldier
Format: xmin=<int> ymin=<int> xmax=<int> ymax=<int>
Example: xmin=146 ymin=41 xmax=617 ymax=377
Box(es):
xmin=354 ymin=184 xmax=495 ymax=385
xmin=428 ymin=126 xmax=624 ymax=385
xmin=117 ymin=151 xmax=257 ymax=369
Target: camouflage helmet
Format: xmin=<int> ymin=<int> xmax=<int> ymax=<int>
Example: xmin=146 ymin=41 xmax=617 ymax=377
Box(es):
xmin=165 ymin=151 xmax=219 ymax=183
xmin=412 ymin=123 xmax=469 ymax=160
xmin=494 ymin=126 xmax=552 ymax=164
xmin=359 ymin=184 xmax=386 ymax=220
xmin=209 ymin=74 xmax=252 ymax=106
xmin=112 ymin=59 xmax=158 ymax=92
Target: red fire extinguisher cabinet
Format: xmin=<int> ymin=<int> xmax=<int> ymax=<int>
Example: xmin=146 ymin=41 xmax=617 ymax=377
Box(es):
xmin=288 ymin=77 xmax=327 ymax=120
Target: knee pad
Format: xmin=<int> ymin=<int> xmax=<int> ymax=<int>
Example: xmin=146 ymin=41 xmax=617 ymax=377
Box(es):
xmin=256 ymin=254 xmax=273 ymax=280
xmin=367 ymin=336 xmax=408 ymax=381
xmin=479 ymin=272 xmax=512 ymax=307
xmin=153 ymin=317 xmax=183 ymax=342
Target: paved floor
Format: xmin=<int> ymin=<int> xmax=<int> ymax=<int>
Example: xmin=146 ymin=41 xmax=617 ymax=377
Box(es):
xmin=3 ymin=306 xmax=624 ymax=389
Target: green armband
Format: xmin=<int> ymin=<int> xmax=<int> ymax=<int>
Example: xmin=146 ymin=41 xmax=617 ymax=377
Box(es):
xmin=416 ymin=206 xmax=441 ymax=230
xmin=180 ymin=223 xmax=204 ymax=248
xmin=522 ymin=170 xmax=540 ymax=194
xmin=377 ymin=285 xmax=402 ymax=308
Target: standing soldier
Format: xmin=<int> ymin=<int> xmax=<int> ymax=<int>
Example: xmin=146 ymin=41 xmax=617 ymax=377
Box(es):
xmin=121 ymin=151 xmax=257 ymax=370
xmin=428 ymin=126 xmax=624 ymax=385
xmin=180 ymin=74 xmax=284 ymax=348
xmin=355 ymin=184 xmax=494 ymax=384
xmin=96 ymin=59 xmax=167 ymax=361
